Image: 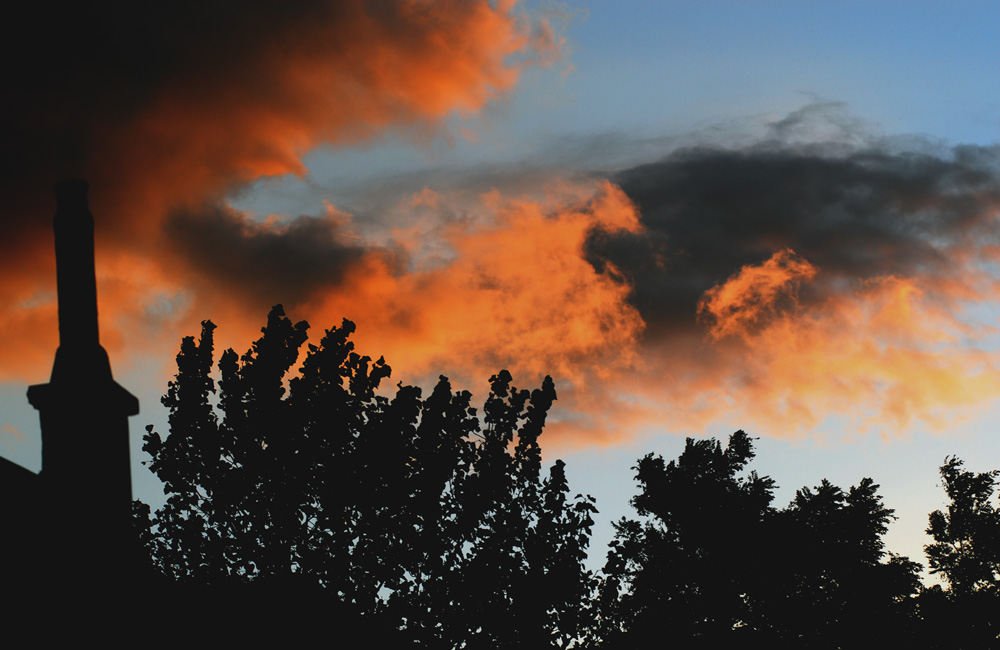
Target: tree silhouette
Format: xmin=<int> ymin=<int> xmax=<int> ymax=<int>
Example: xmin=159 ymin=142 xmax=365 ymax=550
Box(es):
xmin=595 ymin=431 xmax=922 ymax=648
xmin=759 ymin=478 xmax=922 ymax=647
xmin=926 ymin=456 xmax=1000 ymax=595
xmin=134 ymin=305 xmax=596 ymax=646
xmin=596 ymin=431 xmax=775 ymax=647
xmin=920 ymin=456 xmax=1000 ymax=647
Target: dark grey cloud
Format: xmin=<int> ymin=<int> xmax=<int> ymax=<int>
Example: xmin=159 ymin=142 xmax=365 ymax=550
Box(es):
xmin=585 ymin=142 xmax=1000 ymax=338
xmin=165 ymin=203 xmax=401 ymax=311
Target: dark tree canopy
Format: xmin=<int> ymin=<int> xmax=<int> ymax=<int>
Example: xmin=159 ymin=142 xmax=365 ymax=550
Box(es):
xmin=135 ymin=305 xmax=596 ymax=647
xmin=595 ymin=431 xmax=923 ymax=649
xmin=596 ymin=431 xmax=775 ymax=645
xmin=925 ymin=456 xmax=1000 ymax=595
xmin=919 ymin=456 xmax=1000 ymax=647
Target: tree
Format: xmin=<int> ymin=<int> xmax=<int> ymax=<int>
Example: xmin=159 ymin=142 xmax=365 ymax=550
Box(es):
xmin=920 ymin=456 xmax=1000 ymax=647
xmin=759 ymin=478 xmax=922 ymax=647
xmin=925 ymin=456 xmax=1000 ymax=595
xmin=596 ymin=431 xmax=922 ymax=648
xmin=135 ymin=305 xmax=596 ymax=647
xmin=596 ymin=431 xmax=776 ymax=647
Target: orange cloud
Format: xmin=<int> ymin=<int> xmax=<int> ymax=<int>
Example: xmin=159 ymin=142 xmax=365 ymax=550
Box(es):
xmin=698 ymin=249 xmax=817 ymax=342
xmin=306 ymin=181 xmax=645 ymax=387
xmin=86 ymin=179 xmax=649 ymax=452
xmin=390 ymin=235 xmax=1000 ymax=449
xmin=95 ymin=176 xmax=1000 ymax=452
xmin=668 ymin=252 xmax=1000 ymax=439
xmin=0 ymin=0 xmax=554 ymax=382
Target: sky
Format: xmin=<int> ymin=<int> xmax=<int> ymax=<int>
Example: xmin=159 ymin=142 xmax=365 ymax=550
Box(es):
xmin=2 ymin=0 xmax=1000 ymax=575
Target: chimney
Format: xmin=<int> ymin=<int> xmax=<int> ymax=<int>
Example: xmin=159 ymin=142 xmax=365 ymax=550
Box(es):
xmin=27 ymin=180 xmax=140 ymax=585
xmin=45 ymin=179 xmax=115 ymax=384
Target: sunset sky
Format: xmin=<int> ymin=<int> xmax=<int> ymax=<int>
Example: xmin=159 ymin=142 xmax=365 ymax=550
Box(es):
xmin=2 ymin=0 xmax=999 ymax=573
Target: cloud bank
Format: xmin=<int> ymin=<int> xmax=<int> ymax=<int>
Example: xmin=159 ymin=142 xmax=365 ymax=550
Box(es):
xmin=576 ymin=129 xmax=1000 ymax=441
xmin=4 ymin=2 xmax=999 ymax=449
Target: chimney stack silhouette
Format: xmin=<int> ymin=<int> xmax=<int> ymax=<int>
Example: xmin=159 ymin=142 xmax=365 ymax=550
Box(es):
xmin=51 ymin=178 xmax=104 ymax=375
xmin=27 ymin=180 xmax=139 ymax=585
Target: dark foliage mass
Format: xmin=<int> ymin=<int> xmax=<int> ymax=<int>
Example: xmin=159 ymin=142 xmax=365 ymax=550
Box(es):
xmin=920 ymin=457 xmax=1000 ymax=647
xmin=592 ymin=435 xmax=1000 ymax=649
xmin=135 ymin=305 xmax=596 ymax=646
xmin=136 ymin=307 xmax=1000 ymax=647
xmin=595 ymin=432 xmax=923 ymax=648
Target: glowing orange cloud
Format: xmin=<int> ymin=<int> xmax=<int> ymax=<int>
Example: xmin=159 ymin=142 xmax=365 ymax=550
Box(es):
xmin=75 ymin=179 xmax=649 ymax=453
xmin=158 ymin=176 xmax=1000 ymax=450
xmin=0 ymin=0 xmax=555 ymax=382
xmin=305 ymin=181 xmax=645 ymax=388
xmin=735 ymin=274 xmax=1000 ymax=433
xmin=698 ymin=249 xmax=817 ymax=342
xmin=94 ymin=179 xmax=1000 ymax=452
xmin=403 ymin=238 xmax=1000 ymax=449
xmin=661 ymin=252 xmax=1000 ymax=440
